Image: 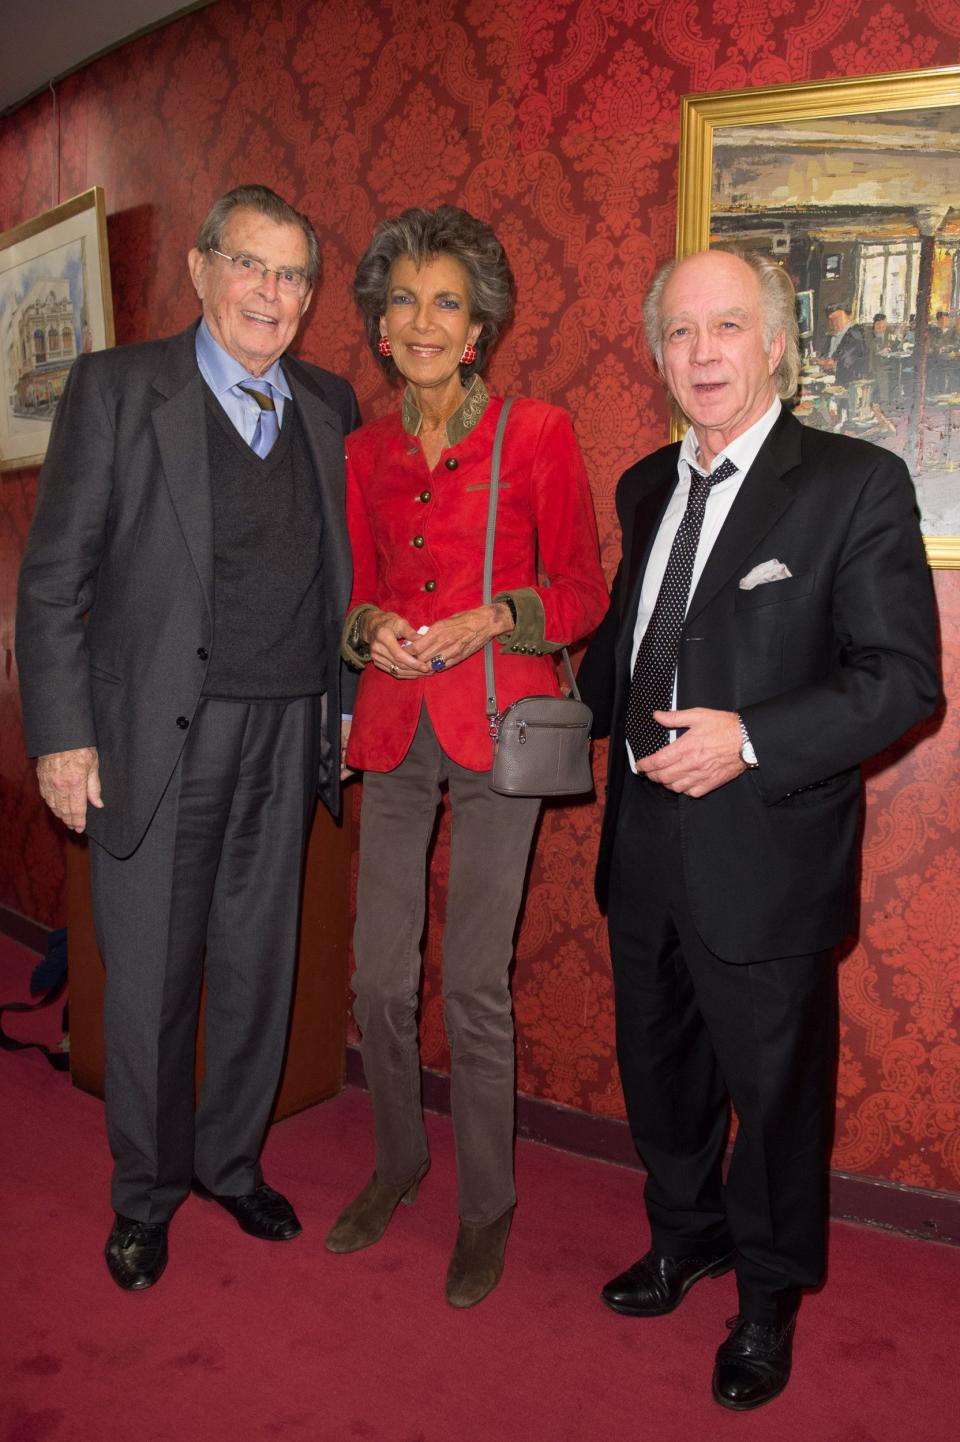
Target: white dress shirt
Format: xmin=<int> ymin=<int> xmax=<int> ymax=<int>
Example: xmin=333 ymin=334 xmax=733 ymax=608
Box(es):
xmin=827 ymin=323 xmax=850 ymax=359
xmin=627 ymin=397 xmax=782 ymax=769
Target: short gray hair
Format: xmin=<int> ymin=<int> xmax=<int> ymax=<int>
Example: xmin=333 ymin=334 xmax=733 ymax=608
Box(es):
xmin=353 ymin=205 xmax=515 ymax=381
xmin=643 ymin=247 xmax=800 ymax=400
xmin=195 ymin=184 xmax=321 ymax=286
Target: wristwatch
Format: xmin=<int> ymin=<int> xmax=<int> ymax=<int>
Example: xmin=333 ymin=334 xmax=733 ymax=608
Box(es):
xmin=738 ymin=714 xmax=759 ymax=768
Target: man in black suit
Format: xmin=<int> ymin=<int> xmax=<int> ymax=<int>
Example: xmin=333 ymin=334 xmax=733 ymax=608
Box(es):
xmin=822 ymin=301 xmax=868 ymax=384
xmin=578 ymin=249 xmax=938 ymax=1409
xmin=17 ymin=185 xmax=359 ymax=1291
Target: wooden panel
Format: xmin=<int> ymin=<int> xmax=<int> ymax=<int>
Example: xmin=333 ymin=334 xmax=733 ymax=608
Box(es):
xmin=66 ymin=799 xmax=352 ymax=1121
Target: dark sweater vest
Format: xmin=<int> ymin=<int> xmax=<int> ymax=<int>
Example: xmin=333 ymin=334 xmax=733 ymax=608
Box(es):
xmin=201 ymin=387 xmax=327 ymax=698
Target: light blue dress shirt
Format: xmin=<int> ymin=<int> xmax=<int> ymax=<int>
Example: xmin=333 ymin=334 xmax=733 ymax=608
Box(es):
xmin=194 ymin=319 xmax=290 ymax=440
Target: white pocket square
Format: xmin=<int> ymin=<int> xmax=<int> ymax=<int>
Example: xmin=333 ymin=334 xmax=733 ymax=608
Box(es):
xmin=739 ymin=559 xmax=793 ymax=590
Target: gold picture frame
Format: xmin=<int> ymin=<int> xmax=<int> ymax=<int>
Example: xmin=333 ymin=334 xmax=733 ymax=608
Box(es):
xmin=0 ymin=186 xmax=115 ymax=472
xmin=678 ymin=66 xmax=960 ymax=569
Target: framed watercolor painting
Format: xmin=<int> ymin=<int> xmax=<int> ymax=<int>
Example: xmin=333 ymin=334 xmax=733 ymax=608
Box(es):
xmin=678 ymin=65 xmax=960 ymax=569
xmin=0 ymin=187 xmax=115 ymax=472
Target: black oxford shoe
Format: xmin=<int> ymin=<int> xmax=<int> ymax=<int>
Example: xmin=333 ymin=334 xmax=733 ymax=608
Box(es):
xmin=104 ymin=1214 xmax=168 ymax=1291
xmin=602 ymin=1244 xmax=735 ymax=1317
xmin=193 ymin=1179 xmax=302 ymax=1240
xmin=712 ymin=1314 xmax=796 ymax=1410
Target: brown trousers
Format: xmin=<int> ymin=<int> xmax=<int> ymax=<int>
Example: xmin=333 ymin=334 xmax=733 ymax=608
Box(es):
xmin=352 ymin=707 xmax=540 ymax=1224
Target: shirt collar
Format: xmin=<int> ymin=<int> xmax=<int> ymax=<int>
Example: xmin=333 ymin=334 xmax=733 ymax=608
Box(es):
xmin=401 ymin=374 xmax=489 ymax=445
xmin=679 ymin=396 xmax=782 ymax=482
xmin=195 ymin=318 xmax=292 ymax=400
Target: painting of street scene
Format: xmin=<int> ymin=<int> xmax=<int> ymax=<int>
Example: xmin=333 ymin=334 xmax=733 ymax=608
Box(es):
xmin=1 ymin=237 xmax=91 ymax=424
xmin=0 ymin=187 xmax=112 ymax=470
xmin=709 ymin=103 xmax=960 ymax=538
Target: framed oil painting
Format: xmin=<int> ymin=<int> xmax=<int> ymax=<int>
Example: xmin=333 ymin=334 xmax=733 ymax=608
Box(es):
xmin=0 ymin=187 xmax=115 ymax=472
xmin=678 ymin=66 xmax=960 ymax=569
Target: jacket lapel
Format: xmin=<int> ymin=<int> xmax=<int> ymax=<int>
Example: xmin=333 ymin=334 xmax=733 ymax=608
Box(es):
xmin=616 ymin=456 xmax=678 ymax=665
xmin=149 ymin=331 xmax=351 ymax=629
xmin=685 ymin=409 xmax=803 ymax=624
xmin=285 ymin=363 xmax=351 ymax=615
xmin=151 ymin=326 xmax=214 ymax=618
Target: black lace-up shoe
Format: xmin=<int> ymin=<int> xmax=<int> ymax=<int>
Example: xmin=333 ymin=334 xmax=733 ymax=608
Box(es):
xmin=104 ymin=1214 xmax=168 ymax=1291
xmin=712 ymin=1313 xmax=796 ymax=1410
xmin=193 ymin=1180 xmax=302 ymax=1240
xmin=602 ymin=1245 xmax=735 ymax=1317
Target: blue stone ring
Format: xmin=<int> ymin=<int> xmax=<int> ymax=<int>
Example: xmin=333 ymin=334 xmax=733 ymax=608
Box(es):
xmin=431 ymin=655 xmax=447 ymax=673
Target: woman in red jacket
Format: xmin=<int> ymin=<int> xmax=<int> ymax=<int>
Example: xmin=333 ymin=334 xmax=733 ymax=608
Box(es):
xmin=326 ymin=206 xmax=607 ymax=1306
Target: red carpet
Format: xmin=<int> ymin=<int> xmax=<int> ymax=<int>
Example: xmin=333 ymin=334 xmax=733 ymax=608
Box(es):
xmin=2 ymin=934 xmax=958 ymax=1442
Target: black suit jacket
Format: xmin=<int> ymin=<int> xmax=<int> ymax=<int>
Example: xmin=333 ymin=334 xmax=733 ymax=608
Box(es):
xmin=578 ymin=409 xmax=940 ymax=962
xmin=832 ymin=325 xmax=868 ymax=384
xmin=17 ymin=323 xmax=360 ymax=858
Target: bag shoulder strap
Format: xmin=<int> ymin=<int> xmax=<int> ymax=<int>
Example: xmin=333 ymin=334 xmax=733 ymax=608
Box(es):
xmin=482 ymin=398 xmax=581 ymax=720
xmin=483 ymin=399 xmax=513 ymax=718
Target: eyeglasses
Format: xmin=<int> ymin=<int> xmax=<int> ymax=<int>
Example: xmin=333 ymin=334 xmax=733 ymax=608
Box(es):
xmin=209 ymin=249 xmax=310 ymax=296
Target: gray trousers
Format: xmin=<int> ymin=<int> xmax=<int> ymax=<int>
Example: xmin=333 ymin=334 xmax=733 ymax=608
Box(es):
xmin=90 ymin=695 xmax=321 ymax=1223
xmin=352 ymin=707 xmax=540 ymax=1225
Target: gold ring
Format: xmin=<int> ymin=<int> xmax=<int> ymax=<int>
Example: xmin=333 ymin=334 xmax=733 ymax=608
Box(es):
xmin=390 ymin=662 xmax=399 ymax=675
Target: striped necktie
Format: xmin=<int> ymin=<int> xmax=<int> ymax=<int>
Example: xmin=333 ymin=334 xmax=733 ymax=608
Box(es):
xmin=239 ymin=382 xmax=279 ymax=458
xmin=625 ymin=456 xmax=738 ymax=761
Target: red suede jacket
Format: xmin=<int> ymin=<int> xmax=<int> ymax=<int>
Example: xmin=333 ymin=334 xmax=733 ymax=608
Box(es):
xmin=345 ymin=393 xmax=608 ymax=773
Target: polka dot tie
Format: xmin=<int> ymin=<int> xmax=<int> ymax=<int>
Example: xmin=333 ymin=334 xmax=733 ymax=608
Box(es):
xmin=239 ymin=382 xmax=279 ymax=458
xmin=625 ymin=456 xmax=738 ymax=761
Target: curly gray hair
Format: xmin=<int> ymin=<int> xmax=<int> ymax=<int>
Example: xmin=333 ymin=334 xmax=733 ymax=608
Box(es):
xmin=643 ymin=247 xmax=800 ymax=400
xmin=195 ymin=184 xmax=321 ymax=286
xmin=353 ymin=205 xmax=515 ymax=381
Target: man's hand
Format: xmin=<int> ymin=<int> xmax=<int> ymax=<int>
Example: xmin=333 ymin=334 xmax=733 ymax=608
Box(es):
xmin=637 ymin=708 xmax=746 ymax=797
xmin=36 ymin=746 xmax=103 ymax=832
xmin=340 ymin=718 xmax=354 ymax=781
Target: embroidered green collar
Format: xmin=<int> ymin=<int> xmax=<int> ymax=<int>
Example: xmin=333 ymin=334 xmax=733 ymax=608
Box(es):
xmin=401 ymin=374 xmax=489 ymax=446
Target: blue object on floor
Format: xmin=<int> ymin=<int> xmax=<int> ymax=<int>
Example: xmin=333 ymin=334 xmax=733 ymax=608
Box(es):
xmin=30 ymin=927 xmax=67 ymax=994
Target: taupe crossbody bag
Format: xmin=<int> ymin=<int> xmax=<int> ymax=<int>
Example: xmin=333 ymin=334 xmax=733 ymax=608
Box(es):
xmin=483 ymin=399 xmax=594 ymax=798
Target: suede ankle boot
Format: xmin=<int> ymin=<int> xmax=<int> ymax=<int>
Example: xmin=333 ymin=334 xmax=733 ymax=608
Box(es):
xmin=325 ymin=1166 xmax=427 ymax=1253
xmin=445 ymin=1207 xmax=514 ymax=1308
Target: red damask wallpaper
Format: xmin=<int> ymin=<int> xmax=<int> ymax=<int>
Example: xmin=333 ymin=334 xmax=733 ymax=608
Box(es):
xmin=1 ymin=0 xmax=958 ymax=1191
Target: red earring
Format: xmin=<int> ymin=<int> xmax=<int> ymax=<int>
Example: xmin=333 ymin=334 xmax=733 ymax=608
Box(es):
xmin=378 ymin=336 xmax=392 ymax=358
xmin=461 ymin=341 xmax=477 ymax=366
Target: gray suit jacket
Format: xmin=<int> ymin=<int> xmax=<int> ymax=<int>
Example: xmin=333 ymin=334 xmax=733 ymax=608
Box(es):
xmin=17 ymin=323 xmax=360 ymax=858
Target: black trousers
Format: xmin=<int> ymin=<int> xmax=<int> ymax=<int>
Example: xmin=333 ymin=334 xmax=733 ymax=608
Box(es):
xmin=90 ymin=695 xmax=321 ymax=1223
xmin=607 ymin=771 xmax=838 ymax=1326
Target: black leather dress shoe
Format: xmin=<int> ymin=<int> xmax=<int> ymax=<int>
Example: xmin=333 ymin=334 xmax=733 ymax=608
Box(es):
xmin=712 ymin=1314 xmax=796 ymax=1410
xmin=602 ymin=1245 xmax=735 ymax=1317
xmin=104 ymin=1214 xmax=168 ymax=1291
xmin=193 ymin=1180 xmax=302 ymax=1240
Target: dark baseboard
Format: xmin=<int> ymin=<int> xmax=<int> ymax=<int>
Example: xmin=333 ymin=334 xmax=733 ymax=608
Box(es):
xmin=0 ymin=905 xmax=50 ymax=956
xmin=344 ymin=1044 xmax=960 ymax=1245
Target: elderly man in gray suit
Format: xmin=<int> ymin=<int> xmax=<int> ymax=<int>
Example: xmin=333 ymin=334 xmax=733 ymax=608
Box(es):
xmin=17 ymin=185 xmax=359 ymax=1291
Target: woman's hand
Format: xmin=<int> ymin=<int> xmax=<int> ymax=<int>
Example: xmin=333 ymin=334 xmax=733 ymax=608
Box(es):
xmin=405 ymin=602 xmax=513 ymax=673
xmin=366 ymin=609 xmax=432 ymax=678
